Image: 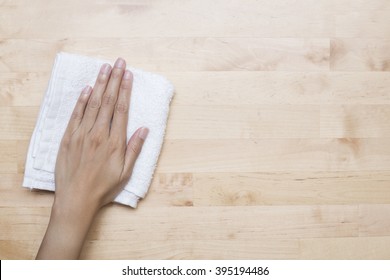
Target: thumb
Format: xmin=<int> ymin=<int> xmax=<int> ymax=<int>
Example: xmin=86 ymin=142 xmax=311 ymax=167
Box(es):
xmin=122 ymin=127 xmax=149 ymax=180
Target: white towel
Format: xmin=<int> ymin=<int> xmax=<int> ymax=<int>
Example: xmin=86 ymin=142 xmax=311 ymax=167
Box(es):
xmin=23 ymin=52 xmax=174 ymax=208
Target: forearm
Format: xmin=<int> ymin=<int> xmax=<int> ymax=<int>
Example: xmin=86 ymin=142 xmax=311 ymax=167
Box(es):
xmin=36 ymin=200 xmax=98 ymax=260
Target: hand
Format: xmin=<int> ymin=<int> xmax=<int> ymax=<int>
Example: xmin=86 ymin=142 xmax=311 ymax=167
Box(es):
xmin=55 ymin=57 xmax=148 ymax=212
xmin=36 ymin=58 xmax=148 ymax=259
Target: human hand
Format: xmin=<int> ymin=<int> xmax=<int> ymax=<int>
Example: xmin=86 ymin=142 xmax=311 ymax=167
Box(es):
xmin=36 ymin=58 xmax=148 ymax=259
xmin=54 ymin=57 xmax=148 ymax=212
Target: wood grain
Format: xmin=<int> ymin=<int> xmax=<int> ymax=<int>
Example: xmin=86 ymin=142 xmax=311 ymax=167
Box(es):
xmin=0 ymin=38 xmax=330 ymax=72
xmin=331 ymin=39 xmax=390 ymax=71
xmin=1 ymin=0 xmax=390 ymax=259
xmin=193 ymin=172 xmax=390 ymax=206
xmin=3 ymin=72 xmax=390 ymax=107
xmin=157 ymin=139 xmax=390 ymax=172
xmin=321 ymin=105 xmax=390 ymax=137
xmin=299 ymin=237 xmax=390 ymax=259
xmin=0 ymin=0 xmax=333 ymax=38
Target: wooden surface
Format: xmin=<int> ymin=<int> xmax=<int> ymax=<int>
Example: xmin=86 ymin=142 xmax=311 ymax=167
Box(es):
xmin=1 ymin=0 xmax=390 ymax=259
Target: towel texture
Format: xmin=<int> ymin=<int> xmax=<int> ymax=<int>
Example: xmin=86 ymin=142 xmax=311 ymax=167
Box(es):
xmin=23 ymin=52 xmax=174 ymax=208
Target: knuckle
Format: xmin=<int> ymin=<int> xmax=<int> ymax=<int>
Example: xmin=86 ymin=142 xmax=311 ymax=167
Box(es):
xmin=108 ymin=138 xmax=123 ymax=153
xmin=102 ymin=93 xmax=116 ymax=106
xmin=61 ymin=136 xmax=71 ymax=148
xmin=115 ymin=102 xmax=128 ymax=114
xmin=74 ymin=133 xmax=83 ymax=146
xmin=89 ymin=130 xmax=106 ymax=146
xmin=71 ymin=110 xmax=83 ymax=121
xmin=88 ymin=97 xmax=101 ymax=109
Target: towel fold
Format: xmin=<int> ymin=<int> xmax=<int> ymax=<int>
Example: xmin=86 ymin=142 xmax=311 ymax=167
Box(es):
xmin=23 ymin=52 xmax=174 ymax=208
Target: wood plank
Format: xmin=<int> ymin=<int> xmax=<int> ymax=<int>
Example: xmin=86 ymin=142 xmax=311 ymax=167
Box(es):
xmin=0 ymin=188 xmax=54 ymax=207
xmin=359 ymin=204 xmax=390 ymax=237
xmin=193 ymin=172 xmax=390 ymax=206
xmin=0 ymin=207 xmax=50 ymax=241
xmin=0 ymin=140 xmax=19 ymax=173
xmin=335 ymin=11 xmax=390 ymax=38
xmin=323 ymin=72 xmax=390 ymax=104
xmin=0 ymin=174 xmax=55 ymax=208
xmin=3 ymin=72 xmax=390 ymax=107
xmin=171 ymin=72 xmax=390 ymax=105
xmin=0 ymin=173 xmax=23 ymax=189
xmin=299 ymin=237 xmax=390 ymax=259
xmin=0 ymin=38 xmax=330 ymax=72
xmin=0 ymin=241 xmax=38 ymax=260
xmin=15 ymin=136 xmax=390 ymax=176
xmin=80 ymin=239 xmax=300 ymax=260
xmin=321 ymin=105 xmax=390 ymax=138
xmin=4 ymin=172 xmax=390 ymax=208
xmin=0 ymin=0 xmax=332 ymax=38
xmin=333 ymin=0 xmax=390 ymax=12
xmin=142 ymin=173 xmax=193 ymax=207
xmin=0 ymin=72 xmax=46 ymax=106
xmin=4 ymin=104 xmax=390 ymax=144
xmin=167 ymin=105 xmax=320 ymax=139
xmin=170 ymin=72 xmax=325 ymax=106
xmin=0 ymin=104 xmax=321 ymax=141
xmin=331 ymin=39 xmax=390 ymax=71
xmin=0 ymin=205 xmax=359 ymax=241
xmin=0 ymin=162 xmax=17 ymax=173
xmin=0 ymin=107 xmax=37 ymax=140
xmin=0 ymin=140 xmax=18 ymax=162
xmin=157 ymin=138 xmax=390 ymax=173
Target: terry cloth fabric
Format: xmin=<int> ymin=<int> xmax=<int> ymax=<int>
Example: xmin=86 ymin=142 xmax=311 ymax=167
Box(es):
xmin=23 ymin=52 xmax=174 ymax=208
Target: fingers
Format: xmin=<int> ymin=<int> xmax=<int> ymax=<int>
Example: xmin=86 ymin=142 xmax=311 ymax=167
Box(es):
xmin=94 ymin=58 xmax=126 ymax=129
xmin=82 ymin=63 xmax=112 ymax=131
xmin=110 ymin=69 xmax=133 ymax=140
xmin=64 ymin=85 xmax=92 ymax=137
xmin=121 ymin=127 xmax=149 ymax=181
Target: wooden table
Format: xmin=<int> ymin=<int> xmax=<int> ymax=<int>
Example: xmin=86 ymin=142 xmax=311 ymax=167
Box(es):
xmin=1 ymin=0 xmax=390 ymax=259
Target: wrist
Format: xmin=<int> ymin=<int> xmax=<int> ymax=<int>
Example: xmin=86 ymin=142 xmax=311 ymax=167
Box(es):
xmin=36 ymin=199 xmax=98 ymax=259
xmin=53 ymin=185 xmax=101 ymax=217
xmin=52 ymin=197 xmax=98 ymax=227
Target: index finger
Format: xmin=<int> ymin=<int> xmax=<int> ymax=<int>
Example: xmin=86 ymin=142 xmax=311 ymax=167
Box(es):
xmin=109 ymin=69 xmax=133 ymax=141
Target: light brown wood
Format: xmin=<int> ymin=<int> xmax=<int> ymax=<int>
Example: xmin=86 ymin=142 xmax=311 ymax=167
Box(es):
xmin=1 ymin=0 xmax=390 ymax=259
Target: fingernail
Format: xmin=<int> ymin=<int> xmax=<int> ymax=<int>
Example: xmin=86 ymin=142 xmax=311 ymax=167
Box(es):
xmin=123 ymin=70 xmax=133 ymax=80
xmin=100 ymin=63 xmax=111 ymax=74
xmin=114 ymin=58 xmax=125 ymax=68
xmin=138 ymin=127 xmax=149 ymax=140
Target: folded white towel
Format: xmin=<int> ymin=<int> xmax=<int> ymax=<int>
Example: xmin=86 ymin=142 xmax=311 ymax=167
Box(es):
xmin=23 ymin=52 xmax=174 ymax=208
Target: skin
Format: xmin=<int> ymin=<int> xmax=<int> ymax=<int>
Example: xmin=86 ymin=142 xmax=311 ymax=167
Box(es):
xmin=36 ymin=57 xmax=148 ymax=259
